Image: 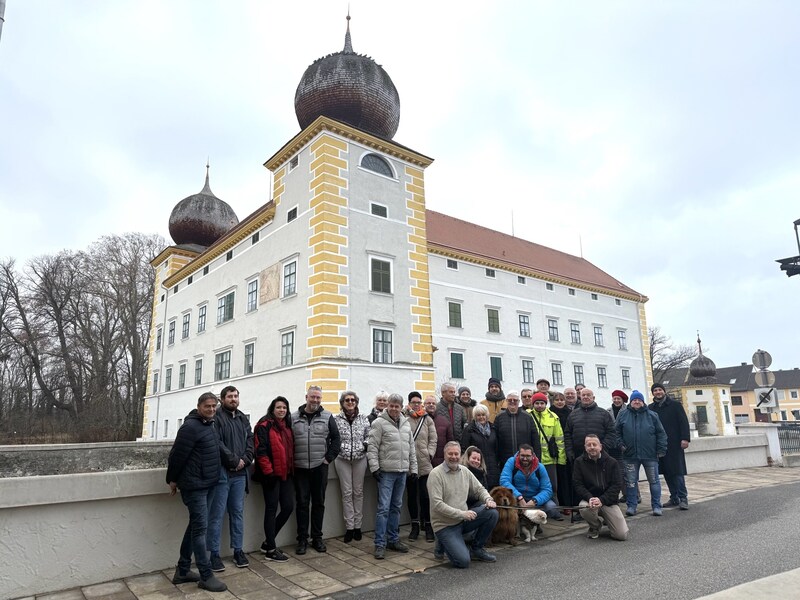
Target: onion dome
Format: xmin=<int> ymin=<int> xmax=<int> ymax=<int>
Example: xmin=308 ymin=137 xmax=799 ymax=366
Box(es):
xmin=294 ymin=14 xmax=400 ymax=139
xmin=168 ymin=165 xmax=239 ymax=247
xmin=689 ymin=334 xmax=717 ymax=379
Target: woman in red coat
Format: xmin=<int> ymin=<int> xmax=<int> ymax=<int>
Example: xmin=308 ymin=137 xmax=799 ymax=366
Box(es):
xmin=253 ymin=396 xmax=294 ymax=562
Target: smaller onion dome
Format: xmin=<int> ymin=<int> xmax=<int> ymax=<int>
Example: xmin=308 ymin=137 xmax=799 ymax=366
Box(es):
xmin=689 ymin=334 xmax=717 ymax=379
xmin=169 ymin=165 xmax=239 ymax=247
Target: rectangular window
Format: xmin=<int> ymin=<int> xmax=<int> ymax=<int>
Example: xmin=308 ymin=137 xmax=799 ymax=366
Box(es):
xmin=289 ymin=156 xmax=298 ymax=170
xmin=724 ymin=404 xmax=731 ymax=424
xmin=792 ymin=391 xmax=799 ymax=399
xmin=485 ymin=268 xmax=495 ymax=278
xmin=163 ymin=420 xmax=169 ymax=438
xmin=156 ymin=328 xmax=162 ymax=351
xmin=569 ymin=288 xmax=576 ymax=296
xmin=226 ymin=250 xmax=233 ymax=262
xmin=182 ymin=314 xmax=190 ymax=339
xmin=615 ymin=298 xmax=622 ymax=306
xmin=695 ymin=390 xmax=703 ymax=396
xmin=696 ymin=405 xmax=708 ymax=424
xmin=591 ymin=293 xmax=598 ymax=300
xmin=178 ymin=364 xmax=186 ymax=389
xmin=281 ymin=331 xmax=294 ymax=367
xmin=197 ymin=305 xmax=207 ymax=333
xmin=446 ymin=259 xmax=458 ymax=270
xmin=194 ymin=359 xmax=203 ymax=386
xmin=372 ymin=329 xmax=393 ymax=364
xmin=490 ymin=356 xmax=503 ymax=381
xmin=370 ymin=258 xmax=392 ymax=293
xmin=594 ymin=325 xmax=604 ymax=347
xmin=548 ymin=319 xmax=559 ymax=341
xmin=451 ymin=352 xmax=465 ymax=379
xmin=244 ymin=342 xmax=254 ymax=374
xmin=518 ymin=314 xmax=530 ymax=337
xmin=168 ymin=321 xmax=175 ymax=345
xmin=251 ymin=231 xmax=260 ymax=244
xmin=487 ymin=308 xmax=500 ymax=333
xmin=283 ymin=261 xmax=297 ymax=296
xmin=247 ymin=279 xmax=258 ymax=312
xmin=163 ymin=368 xmax=171 ymax=391
xmin=214 ymin=351 xmax=231 ymax=381
xmin=522 ymin=360 xmax=534 ymax=383
xmin=597 ymin=366 xmax=608 ymax=388
xmin=287 ymin=206 xmax=298 ymax=222
xmin=448 ymin=302 xmax=462 ymax=328
xmin=217 ymin=291 xmax=235 ymax=324
xmin=570 ymin=322 xmax=581 ymax=344
xmin=621 ymin=368 xmax=631 ymax=389
xmin=203 ymin=265 xmax=209 ymax=276
xmin=370 ymin=203 xmax=388 ymax=218
xmin=574 ymin=365 xmax=584 ymax=385
xmin=152 ymin=372 xmax=159 ymax=394
xmin=618 ymin=329 xmax=627 ymax=350
xmin=188 ymin=276 xmax=193 ymax=285
xmin=731 ymin=395 xmax=743 ymax=406
xmin=517 ymin=275 xmax=526 ymax=284
xmin=546 ymin=283 xmax=554 ymax=291
xmin=551 ymin=363 xmax=563 ymax=386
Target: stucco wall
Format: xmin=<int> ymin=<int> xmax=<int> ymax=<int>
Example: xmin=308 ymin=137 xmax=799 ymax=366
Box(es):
xmin=685 ymin=433 xmax=769 ymax=474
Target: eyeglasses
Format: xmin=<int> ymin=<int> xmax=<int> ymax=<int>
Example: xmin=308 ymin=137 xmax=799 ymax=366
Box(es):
xmin=507 ymin=399 xmax=520 ymax=404
xmin=343 ymin=398 xmax=357 ymax=404
xmin=521 ymin=394 xmax=533 ymax=399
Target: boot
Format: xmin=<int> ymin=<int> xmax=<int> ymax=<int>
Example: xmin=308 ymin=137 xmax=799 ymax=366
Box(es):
xmin=424 ymin=522 xmax=435 ymax=542
xmin=408 ymin=521 xmax=420 ymax=540
xmin=344 ymin=529 xmax=354 ymax=543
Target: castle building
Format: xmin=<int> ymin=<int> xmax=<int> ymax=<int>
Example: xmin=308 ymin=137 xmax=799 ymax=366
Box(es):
xmin=141 ymin=20 xmax=651 ymax=439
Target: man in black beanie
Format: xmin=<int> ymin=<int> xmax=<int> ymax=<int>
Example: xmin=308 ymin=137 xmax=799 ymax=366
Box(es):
xmin=648 ymin=383 xmax=690 ymax=510
xmin=481 ymin=377 xmax=506 ymax=423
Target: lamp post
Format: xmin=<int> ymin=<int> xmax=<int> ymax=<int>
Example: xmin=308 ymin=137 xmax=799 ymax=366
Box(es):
xmin=776 ymin=218 xmax=800 ymax=277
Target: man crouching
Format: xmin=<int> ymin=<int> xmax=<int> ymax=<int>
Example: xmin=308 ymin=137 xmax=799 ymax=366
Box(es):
xmin=573 ymin=434 xmax=628 ymax=541
xmin=427 ymin=441 xmax=499 ymax=567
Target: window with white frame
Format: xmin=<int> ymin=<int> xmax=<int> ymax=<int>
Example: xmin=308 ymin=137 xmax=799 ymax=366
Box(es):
xmin=574 ymin=364 xmax=585 ymax=385
xmin=485 ymin=268 xmax=496 ymax=278
xmin=214 ymin=350 xmax=231 ymax=381
xmin=156 ymin=327 xmax=162 ymax=350
xmin=546 ymin=283 xmax=554 ymax=291
xmin=178 ymin=364 xmax=186 ymax=389
xmin=287 ymin=206 xmax=298 ymax=222
xmin=370 ymin=202 xmax=388 ymax=218
xmin=490 ymin=356 xmax=503 ymax=381
xmin=182 ymin=313 xmax=190 ymax=339
xmin=168 ymin=320 xmax=175 ymax=345
xmin=487 ymin=308 xmax=500 ymax=333
xmin=570 ymin=322 xmax=581 ymax=344
xmin=163 ymin=419 xmax=169 ymax=438
xmin=618 ymin=329 xmax=627 ymax=350
xmin=551 ymin=363 xmax=563 ymax=386
xmin=194 ymin=359 xmax=203 ymax=385
xmin=517 ymin=275 xmax=526 ymax=284
xmin=519 ymin=314 xmax=530 ymax=337
xmin=370 ymin=257 xmax=392 ymax=294
xmin=165 ymin=367 xmax=172 ymax=392
xmin=244 ymin=342 xmax=254 ymax=374
xmin=548 ymin=319 xmax=559 ymax=341
xmin=152 ymin=372 xmax=159 ymax=394
xmin=451 ymin=352 xmax=465 ymax=379
xmin=593 ymin=325 xmax=604 ymax=347
xmin=621 ymin=368 xmax=631 ymax=389
xmin=217 ymin=291 xmax=235 ymax=324
xmin=247 ymin=279 xmax=258 ymax=312
xmin=197 ymin=305 xmax=207 ymax=333
xmin=283 ymin=261 xmax=297 ymax=296
xmin=597 ymin=366 xmax=608 ymax=388
xmin=372 ymin=328 xmax=393 ymax=364
xmin=522 ymin=359 xmax=534 ymax=383
xmin=446 ymin=259 xmax=458 ymax=270
xmin=361 ymin=153 xmax=393 ymax=177
xmin=281 ymin=331 xmax=294 ymax=367
xmin=448 ymin=302 xmax=462 ymax=328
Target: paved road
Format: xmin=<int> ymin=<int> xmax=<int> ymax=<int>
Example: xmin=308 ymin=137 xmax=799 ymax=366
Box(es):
xmin=339 ymin=481 xmax=800 ymax=600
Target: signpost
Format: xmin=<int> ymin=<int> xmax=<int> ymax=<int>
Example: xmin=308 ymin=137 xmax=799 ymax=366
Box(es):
xmin=753 ymin=350 xmax=778 ymax=410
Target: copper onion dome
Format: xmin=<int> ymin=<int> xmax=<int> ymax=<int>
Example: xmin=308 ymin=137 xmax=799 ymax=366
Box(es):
xmin=168 ymin=165 xmax=239 ymax=247
xmin=294 ymin=15 xmax=400 ymax=139
xmin=689 ymin=334 xmax=717 ymax=379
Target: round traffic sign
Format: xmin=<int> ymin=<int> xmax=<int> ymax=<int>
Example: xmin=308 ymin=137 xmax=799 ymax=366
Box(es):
xmin=752 ymin=350 xmax=772 ymax=370
xmin=754 ymin=370 xmax=775 ymax=387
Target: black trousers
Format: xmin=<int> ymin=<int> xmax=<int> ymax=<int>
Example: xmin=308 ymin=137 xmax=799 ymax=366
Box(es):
xmin=406 ymin=474 xmax=430 ymax=523
xmin=261 ymin=475 xmax=294 ymax=550
xmin=294 ymin=463 xmax=328 ymax=541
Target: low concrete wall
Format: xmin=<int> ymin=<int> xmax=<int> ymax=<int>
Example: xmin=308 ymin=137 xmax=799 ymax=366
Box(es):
xmin=685 ymin=433 xmax=769 ymax=474
xmin=0 ymin=465 xmax=380 ymax=600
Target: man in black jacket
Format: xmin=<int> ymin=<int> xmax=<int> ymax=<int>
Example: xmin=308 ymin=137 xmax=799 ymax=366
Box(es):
xmin=166 ymin=392 xmax=227 ymax=593
xmin=564 ymin=388 xmax=617 ymax=461
xmin=649 ymin=383 xmax=691 ymax=510
xmin=207 ymin=386 xmax=254 ymax=570
xmin=573 ymin=434 xmax=628 ymax=541
xmin=494 ymin=391 xmax=541 ymax=464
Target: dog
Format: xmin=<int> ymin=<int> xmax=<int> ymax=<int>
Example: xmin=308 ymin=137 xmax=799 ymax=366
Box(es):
xmin=489 ymin=486 xmax=520 ymax=545
xmin=518 ymin=509 xmax=547 ymax=542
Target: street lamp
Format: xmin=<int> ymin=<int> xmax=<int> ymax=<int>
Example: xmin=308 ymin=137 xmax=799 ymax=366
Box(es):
xmin=776 ymin=218 xmax=800 ymax=277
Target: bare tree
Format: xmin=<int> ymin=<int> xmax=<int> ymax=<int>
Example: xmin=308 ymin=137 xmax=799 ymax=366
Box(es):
xmin=649 ymin=326 xmax=698 ymax=383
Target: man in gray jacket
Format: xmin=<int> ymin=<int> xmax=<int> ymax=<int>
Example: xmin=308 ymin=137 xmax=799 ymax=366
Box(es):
xmin=367 ymin=393 xmax=418 ymax=559
xmin=292 ymin=385 xmax=341 ymax=555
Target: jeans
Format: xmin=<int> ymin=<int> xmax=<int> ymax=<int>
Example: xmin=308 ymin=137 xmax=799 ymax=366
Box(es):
xmin=623 ymin=459 xmax=661 ymax=510
xmin=664 ymin=473 xmax=688 ymax=503
xmin=207 ymin=470 xmax=246 ymax=553
xmin=374 ymin=472 xmax=406 ymax=548
xmin=434 ymin=505 xmax=499 ymax=569
xmin=406 ymin=474 xmax=430 ymax=524
xmin=294 ymin=463 xmax=329 ymax=542
xmin=261 ymin=475 xmax=294 ymax=551
xmin=178 ymin=487 xmax=214 ymax=579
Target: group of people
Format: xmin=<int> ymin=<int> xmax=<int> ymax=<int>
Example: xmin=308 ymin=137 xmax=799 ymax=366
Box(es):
xmin=166 ymin=378 xmax=691 ymax=590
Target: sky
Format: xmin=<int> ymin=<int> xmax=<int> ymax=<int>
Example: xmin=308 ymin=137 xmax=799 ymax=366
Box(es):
xmin=1 ymin=1 xmax=798 ymax=370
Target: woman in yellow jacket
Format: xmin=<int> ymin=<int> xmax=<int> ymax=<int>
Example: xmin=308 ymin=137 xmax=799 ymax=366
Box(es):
xmin=528 ymin=392 xmax=566 ymax=509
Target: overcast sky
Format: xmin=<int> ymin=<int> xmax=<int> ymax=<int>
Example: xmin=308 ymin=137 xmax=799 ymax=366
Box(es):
xmin=1 ymin=1 xmax=798 ymax=371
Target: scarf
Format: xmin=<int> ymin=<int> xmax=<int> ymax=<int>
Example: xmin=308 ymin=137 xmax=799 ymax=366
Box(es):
xmin=343 ymin=406 xmax=359 ymax=421
xmin=485 ymin=390 xmax=505 ymax=402
xmin=476 ymin=421 xmax=491 ymax=437
xmin=408 ymin=407 xmax=426 ymax=418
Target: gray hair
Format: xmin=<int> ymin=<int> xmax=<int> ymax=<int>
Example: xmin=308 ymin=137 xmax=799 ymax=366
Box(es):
xmin=307 ymin=385 xmax=322 ymax=394
xmin=387 ymin=393 xmax=404 ymax=406
xmin=472 ymin=404 xmax=489 ymax=418
xmin=444 ymin=440 xmax=461 ymax=453
xmin=440 ymin=382 xmax=456 ymax=393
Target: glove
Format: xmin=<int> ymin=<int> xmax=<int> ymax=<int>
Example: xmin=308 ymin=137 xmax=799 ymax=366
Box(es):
xmin=408 ymin=473 xmax=418 ymax=482
xmin=372 ymin=470 xmax=382 ymax=481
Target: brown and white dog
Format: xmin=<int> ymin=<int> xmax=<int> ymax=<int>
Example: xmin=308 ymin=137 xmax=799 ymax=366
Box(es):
xmin=518 ymin=508 xmax=547 ymax=542
xmin=489 ymin=486 xmax=520 ymax=545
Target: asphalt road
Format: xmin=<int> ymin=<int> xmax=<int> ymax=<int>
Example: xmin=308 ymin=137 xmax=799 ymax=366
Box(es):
xmin=341 ymin=481 xmax=800 ymax=600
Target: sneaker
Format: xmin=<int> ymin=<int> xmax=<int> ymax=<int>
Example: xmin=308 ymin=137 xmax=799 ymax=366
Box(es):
xmin=353 ymin=528 xmax=363 ymax=541
xmin=374 ymin=546 xmax=385 ymax=560
xmin=198 ymin=575 xmax=227 ymax=593
xmin=667 ymin=498 xmax=680 ymax=507
xmin=233 ymin=549 xmax=249 ymax=568
xmin=386 ymin=540 xmax=409 ymax=553
xmin=265 ymin=548 xmax=289 ymax=562
xmin=469 ymin=548 xmax=496 ymax=562
xmin=172 ymin=569 xmax=200 ymax=584
xmin=679 ymin=499 xmax=689 ymax=510
xmin=433 ymin=547 xmax=445 ymax=560
xmin=261 ymin=541 xmax=270 ymax=554
xmin=344 ymin=529 xmax=354 ymax=543
xmin=652 ymin=507 xmax=663 ymax=516
xmin=209 ymin=554 xmax=225 ymax=572
xmin=587 ymin=527 xmax=600 ymax=539
xmin=311 ymin=538 xmax=327 ymax=553
xmin=625 ymin=507 xmax=636 ymax=517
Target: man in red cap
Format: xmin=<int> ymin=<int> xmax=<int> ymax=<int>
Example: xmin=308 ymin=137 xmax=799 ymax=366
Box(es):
xmin=528 ymin=392 xmax=565 ymax=519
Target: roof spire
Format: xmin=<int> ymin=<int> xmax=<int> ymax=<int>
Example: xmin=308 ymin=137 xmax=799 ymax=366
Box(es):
xmin=201 ymin=159 xmax=213 ymax=195
xmin=343 ymin=7 xmax=353 ymax=53
xmin=696 ymin=331 xmax=704 ymax=355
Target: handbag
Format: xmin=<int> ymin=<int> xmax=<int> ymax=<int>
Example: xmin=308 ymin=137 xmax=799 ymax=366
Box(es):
xmin=533 ymin=412 xmax=559 ymax=460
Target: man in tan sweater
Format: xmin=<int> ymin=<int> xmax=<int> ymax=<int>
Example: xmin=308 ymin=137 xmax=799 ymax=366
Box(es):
xmin=427 ymin=441 xmax=498 ymax=567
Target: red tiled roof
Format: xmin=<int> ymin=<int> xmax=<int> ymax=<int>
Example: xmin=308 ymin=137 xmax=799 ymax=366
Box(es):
xmin=425 ymin=210 xmax=646 ymax=300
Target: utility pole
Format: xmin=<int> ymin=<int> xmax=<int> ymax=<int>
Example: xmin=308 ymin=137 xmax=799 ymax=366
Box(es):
xmin=776 ymin=218 xmax=800 ymax=277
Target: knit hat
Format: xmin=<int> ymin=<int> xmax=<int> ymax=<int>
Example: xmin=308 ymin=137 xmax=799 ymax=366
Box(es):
xmin=408 ymin=391 xmax=422 ymax=402
xmin=611 ymin=390 xmax=629 ymax=402
xmin=457 ymin=386 xmax=471 ymax=397
xmin=651 ymin=383 xmax=666 ymax=393
xmin=488 ymin=377 xmax=502 ymax=388
xmin=531 ymin=392 xmax=549 ymax=404
xmin=629 ymin=390 xmax=645 ymax=402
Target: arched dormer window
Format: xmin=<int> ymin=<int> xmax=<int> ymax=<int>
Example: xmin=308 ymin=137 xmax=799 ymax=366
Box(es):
xmin=361 ymin=153 xmax=393 ymax=178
